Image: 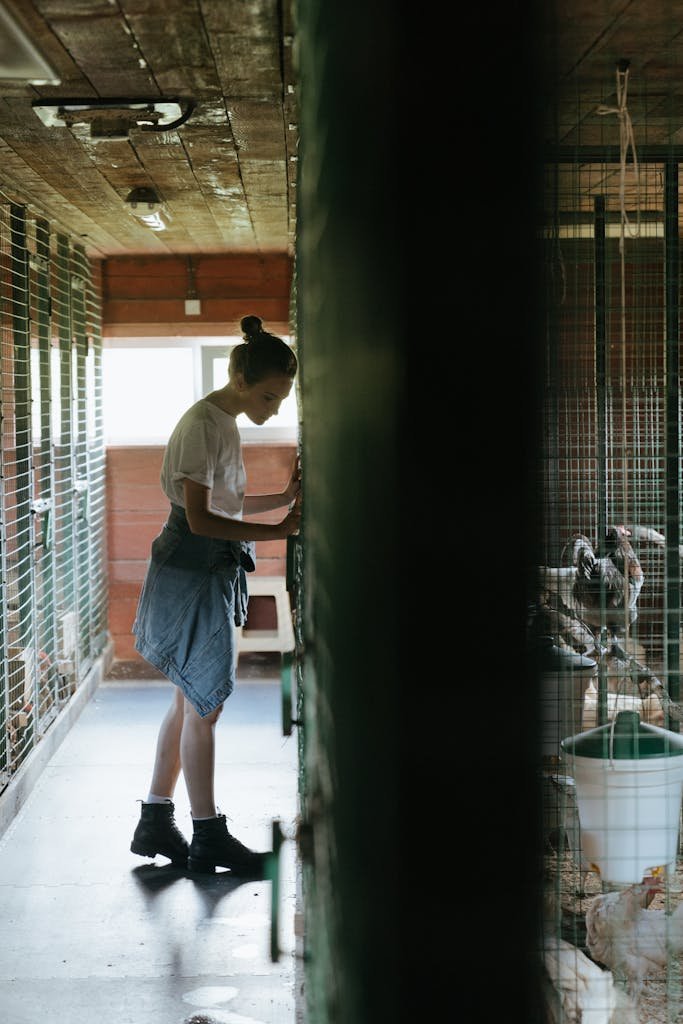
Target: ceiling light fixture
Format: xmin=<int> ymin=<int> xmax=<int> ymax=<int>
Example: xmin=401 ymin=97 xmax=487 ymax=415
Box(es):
xmin=0 ymin=1 xmax=61 ymax=84
xmin=125 ymin=187 xmax=169 ymax=232
xmin=31 ymin=95 xmax=195 ymax=140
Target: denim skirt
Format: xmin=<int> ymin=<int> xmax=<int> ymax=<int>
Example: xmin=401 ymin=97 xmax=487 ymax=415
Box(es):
xmin=132 ymin=504 xmax=255 ymax=717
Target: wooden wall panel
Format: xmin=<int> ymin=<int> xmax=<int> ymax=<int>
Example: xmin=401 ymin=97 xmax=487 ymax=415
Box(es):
xmin=101 ymin=253 xmax=294 ymax=336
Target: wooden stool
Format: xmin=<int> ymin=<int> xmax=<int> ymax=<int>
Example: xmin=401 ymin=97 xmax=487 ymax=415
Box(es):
xmin=238 ymin=575 xmax=294 ymax=653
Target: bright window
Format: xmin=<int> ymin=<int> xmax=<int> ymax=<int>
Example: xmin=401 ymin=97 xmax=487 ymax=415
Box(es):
xmin=103 ymin=346 xmax=195 ymax=445
xmin=102 ymin=337 xmax=298 ymax=445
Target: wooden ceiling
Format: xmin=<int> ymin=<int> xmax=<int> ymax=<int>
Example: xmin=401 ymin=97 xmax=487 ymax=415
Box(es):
xmin=4 ymin=4 xmax=683 ymax=259
xmin=542 ymin=2 xmax=683 ymax=222
xmin=542 ymin=1 xmax=683 ymax=148
xmin=0 ymin=0 xmax=297 ymax=258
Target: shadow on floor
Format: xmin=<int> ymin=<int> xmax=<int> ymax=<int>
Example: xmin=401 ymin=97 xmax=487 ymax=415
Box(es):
xmin=0 ymin=661 xmax=299 ymax=1024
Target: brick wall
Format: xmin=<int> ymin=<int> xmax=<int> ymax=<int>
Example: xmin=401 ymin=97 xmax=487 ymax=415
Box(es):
xmin=106 ymin=443 xmax=297 ymax=662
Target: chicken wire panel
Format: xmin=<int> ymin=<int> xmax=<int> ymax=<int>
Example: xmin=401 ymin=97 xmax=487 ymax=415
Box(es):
xmin=0 ymin=205 xmax=40 ymax=780
xmin=71 ymin=247 xmax=93 ymax=674
xmin=539 ymin=149 xmax=683 ymax=1020
xmin=84 ymin=266 xmax=108 ymax=657
xmin=51 ymin=235 xmax=78 ymax=699
xmin=28 ymin=218 xmax=60 ymax=733
xmin=539 ymin=384 xmax=669 ymax=666
xmin=538 ymin=163 xmax=674 ymax=706
xmin=0 ymin=201 xmax=108 ymax=796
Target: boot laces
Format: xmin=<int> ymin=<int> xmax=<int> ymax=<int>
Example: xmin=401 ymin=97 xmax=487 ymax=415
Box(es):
xmin=218 ymin=813 xmax=258 ymax=857
xmin=163 ymin=804 xmax=186 ymax=842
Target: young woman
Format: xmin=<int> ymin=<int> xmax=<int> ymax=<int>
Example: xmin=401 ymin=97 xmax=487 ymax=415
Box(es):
xmin=130 ymin=315 xmax=301 ymax=874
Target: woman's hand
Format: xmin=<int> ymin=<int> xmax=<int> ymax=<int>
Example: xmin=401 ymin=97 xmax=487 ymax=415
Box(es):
xmin=279 ymin=490 xmax=302 ymax=537
xmin=284 ymin=455 xmax=302 ymax=505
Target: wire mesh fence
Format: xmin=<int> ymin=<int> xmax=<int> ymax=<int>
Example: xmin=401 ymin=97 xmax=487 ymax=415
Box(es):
xmin=0 ymin=199 xmax=107 ymax=793
xmin=538 ymin=58 xmax=683 ymax=1017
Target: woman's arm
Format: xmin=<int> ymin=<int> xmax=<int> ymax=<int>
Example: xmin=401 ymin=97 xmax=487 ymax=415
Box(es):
xmin=242 ymin=455 xmax=301 ymax=516
xmin=242 ymin=491 xmax=291 ymax=515
xmin=183 ymin=477 xmax=300 ymax=540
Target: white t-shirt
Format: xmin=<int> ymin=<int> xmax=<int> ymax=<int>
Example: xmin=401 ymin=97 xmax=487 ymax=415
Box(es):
xmin=160 ymin=398 xmax=246 ymax=519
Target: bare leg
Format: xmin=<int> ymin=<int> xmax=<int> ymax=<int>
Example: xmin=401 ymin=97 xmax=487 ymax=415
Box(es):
xmin=180 ymin=699 xmax=223 ymax=818
xmin=148 ymin=687 xmax=184 ymax=798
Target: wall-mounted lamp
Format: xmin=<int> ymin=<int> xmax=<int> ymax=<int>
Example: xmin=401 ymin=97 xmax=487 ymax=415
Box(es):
xmin=125 ymin=187 xmax=170 ymax=232
xmin=32 ymin=95 xmax=195 ymax=140
xmin=185 ymin=256 xmax=201 ymax=315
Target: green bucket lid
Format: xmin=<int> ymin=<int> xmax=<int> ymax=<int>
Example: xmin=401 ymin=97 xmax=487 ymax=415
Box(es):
xmin=561 ymin=710 xmax=683 ymax=760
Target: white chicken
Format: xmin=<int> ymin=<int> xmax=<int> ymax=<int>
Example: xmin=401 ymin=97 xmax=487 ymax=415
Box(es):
xmin=542 ymin=890 xmax=639 ymax=1022
xmin=585 ymin=882 xmax=683 ymax=996
xmin=542 ymin=935 xmax=638 ymax=1024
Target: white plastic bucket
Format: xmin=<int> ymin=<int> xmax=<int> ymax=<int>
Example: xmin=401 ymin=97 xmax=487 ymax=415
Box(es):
xmin=562 ymin=711 xmax=683 ymax=885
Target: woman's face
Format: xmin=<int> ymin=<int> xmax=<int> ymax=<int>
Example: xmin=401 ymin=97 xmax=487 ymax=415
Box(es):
xmin=240 ymin=373 xmax=293 ymax=425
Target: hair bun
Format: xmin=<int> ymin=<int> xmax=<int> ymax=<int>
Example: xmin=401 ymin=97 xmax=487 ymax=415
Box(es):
xmin=240 ymin=315 xmax=263 ymax=340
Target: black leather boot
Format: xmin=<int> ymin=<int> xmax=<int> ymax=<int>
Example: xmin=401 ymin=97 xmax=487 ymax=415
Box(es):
xmin=130 ymin=800 xmax=190 ymax=866
xmin=187 ymin=813 xmax=266 ymax=875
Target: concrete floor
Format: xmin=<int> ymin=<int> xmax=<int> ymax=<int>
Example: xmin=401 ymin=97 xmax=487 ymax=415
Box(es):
xmin=0 ymin=655 xmax=301 ymax=1024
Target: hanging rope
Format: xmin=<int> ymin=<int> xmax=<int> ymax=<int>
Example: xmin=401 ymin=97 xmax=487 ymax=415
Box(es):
xmin=596 ymin=60 xmax=641 ymax=250
xmin=596 ymin=61 xmax=642 ymax=645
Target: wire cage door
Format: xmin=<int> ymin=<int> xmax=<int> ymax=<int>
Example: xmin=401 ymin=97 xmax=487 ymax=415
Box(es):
xmin=0 ymin=202 xmax=108 ymax=794
xmin=538 ymin=142 xmax=683 ymax=1019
